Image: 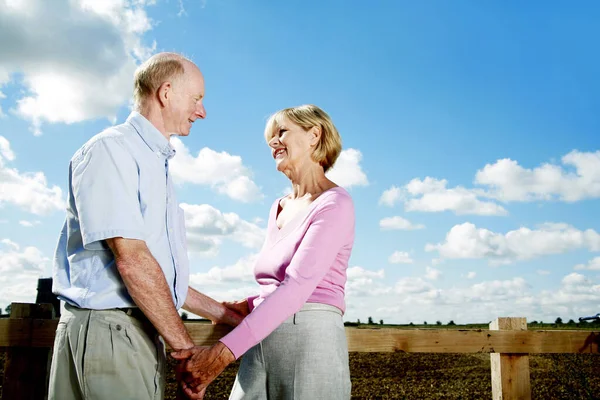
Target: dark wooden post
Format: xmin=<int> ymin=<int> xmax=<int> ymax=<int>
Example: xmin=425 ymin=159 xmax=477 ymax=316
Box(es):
xmin=2 ymin=303 xmax=55 ymax=400
xmin=35 ymin=278 xmax=60 ymax=318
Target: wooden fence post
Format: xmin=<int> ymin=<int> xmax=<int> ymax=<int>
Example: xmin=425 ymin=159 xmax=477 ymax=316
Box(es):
xmin=2 ymin=303 xmax=55 ymax=400
xmin=490 ymin=317 xmax=531 ymax=400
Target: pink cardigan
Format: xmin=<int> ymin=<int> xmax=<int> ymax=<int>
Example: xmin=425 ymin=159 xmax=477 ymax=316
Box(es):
xmin=220 ymin=187 xmax=355 ymax=359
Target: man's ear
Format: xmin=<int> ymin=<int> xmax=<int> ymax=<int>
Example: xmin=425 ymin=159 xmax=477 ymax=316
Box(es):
xmin=309 ymin=126 xmax=322 ymax=147
xmin=157 ymin=81 xmax=172 ymax=108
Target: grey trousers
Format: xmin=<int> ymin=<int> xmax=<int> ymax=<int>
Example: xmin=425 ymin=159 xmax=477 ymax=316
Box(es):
xmin=48 ymin=304 xmax=166 ymax=400
xmin=229 ymin=303 xmax=351 ymax=400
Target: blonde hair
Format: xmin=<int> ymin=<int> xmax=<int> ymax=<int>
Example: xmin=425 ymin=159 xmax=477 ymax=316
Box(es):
xmin=133 ymin=53 xmax=189 ymax=110
xmin=264 ymin=105 xmax=342 ymax=172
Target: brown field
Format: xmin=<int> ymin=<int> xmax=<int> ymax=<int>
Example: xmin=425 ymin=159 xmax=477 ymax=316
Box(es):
xmin=2 ymin=337 xmax=599 ymax=399
xmin=162 ymin=352 xmax=600 ymax=400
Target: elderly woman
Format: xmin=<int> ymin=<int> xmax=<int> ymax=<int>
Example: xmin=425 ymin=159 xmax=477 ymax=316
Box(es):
xmin=173 ymin=104 xmax=355 ymax=399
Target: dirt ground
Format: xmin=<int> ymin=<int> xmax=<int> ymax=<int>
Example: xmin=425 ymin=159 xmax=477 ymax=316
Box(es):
xmin=165 ymin=352 xmax=600 ymax=400
xmin=2 ymin=352 xmax=598 ymax=399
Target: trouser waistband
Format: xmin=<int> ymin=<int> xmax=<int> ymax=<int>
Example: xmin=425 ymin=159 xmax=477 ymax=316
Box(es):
xmin=62 ymin=304 xmax=152 ymax=329
xmin=298 ymin=302 xmax=343 ymax=315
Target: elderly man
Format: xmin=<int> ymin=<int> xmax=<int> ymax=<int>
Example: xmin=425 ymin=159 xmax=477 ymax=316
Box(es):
xmin=48 ymin=52 xmax=241 ymax=400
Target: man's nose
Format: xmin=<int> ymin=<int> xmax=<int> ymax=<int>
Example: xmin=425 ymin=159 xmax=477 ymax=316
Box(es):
xmin=195 ymin=103 xmax=206 ymax=119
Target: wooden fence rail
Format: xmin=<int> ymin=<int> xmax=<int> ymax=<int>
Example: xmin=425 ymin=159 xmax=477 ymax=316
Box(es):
xmin=1 ymin=303 xmax=599 ymax=400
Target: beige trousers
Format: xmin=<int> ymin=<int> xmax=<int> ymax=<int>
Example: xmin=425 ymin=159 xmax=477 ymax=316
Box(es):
xmin=48 ymin=304 xmax=166 ymax=400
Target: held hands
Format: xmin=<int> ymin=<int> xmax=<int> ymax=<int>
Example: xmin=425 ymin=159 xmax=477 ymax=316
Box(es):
xmin=171 ymin=342 xmax=235 ymax=399
xmin=171 ymin=298 xmax=246 ymax=398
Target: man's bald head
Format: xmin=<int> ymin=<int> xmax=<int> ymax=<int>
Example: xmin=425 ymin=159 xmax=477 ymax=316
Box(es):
xmin=133 ymin=52 xmax=198 ymax=111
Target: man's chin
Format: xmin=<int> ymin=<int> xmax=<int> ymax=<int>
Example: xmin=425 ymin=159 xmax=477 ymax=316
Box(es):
xmin=167 ymin=130 xmax=190 ymax=138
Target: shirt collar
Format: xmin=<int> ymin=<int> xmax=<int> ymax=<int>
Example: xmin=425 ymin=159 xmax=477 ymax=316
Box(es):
xmin=126 ymin=111 xmax=176 ymax=160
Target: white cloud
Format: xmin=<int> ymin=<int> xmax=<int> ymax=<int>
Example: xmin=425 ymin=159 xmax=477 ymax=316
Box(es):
xmin=382 ymin=277 xmax=532 ymax=322
xmin=0 ymin=90 xmax=5 ymax=117
xmin=517 ymin=273 xmax=600 ymax=320
xmin=180 ymin=203 xmax=265 ymax=257
xmin=475 ymin=150 xmax=600 ymax=202
xmin=426 ymin=222 xmax=600 ymax=264
xmin=347 ymin=266 xmax=385 ymax=280
xmin=170 ymin=138 xmax=263 ymax=202
xmin=378 ymin=150 xmax=600 ymax=218
xmin=177 ymin=0 xmax=187 ymax=17
xmin=574 ymin=256 xmax=600 ymax=271
xmin=188 ymin=253 xmax=261 ymax=308
xmin=379 ymin=216 xmax=425 ymax=231
xmin=537 ymin=270 xmax=551 ymax=275
xmin=376 ymin=273 xmax=600 ymax=324
xmin=0 ymin=239 xmax=48 ymax=308
xmin=404 ymin=178 xmax=507 ymax=216
xmin=19 ymin=220 xmax=41 ymax=227
xmin=562 ymin=272 xmax=588 ymax=286
xmin=431 ymin=258 xmax=443 ymax=266
xmin=0 ymin=136 xmax=15 ymax=161
xmin=0 ymin=136 xmax=64 ymax=215
xmin=326 ymin=148 xmax=368 ymax=188
xmin=345 ymin=266 xmax=390 ymax=297
xmin=0 ymin=0 xmax=156 ymax=134
xmin=395 ymin=277 xmax=435 ymax=294
xmin=379 ymin=186 xmax=402 ymax=207
xmin=189 ymin=253 xmax=258 ymax=286
xmin=1 ymin=238 xmax=19 ymax=250
xmin=466 ymin=271 xmax=476 ymax=279
xmin=424 ymin=266 xmax=441 ymax=280
xmin=388 ymin=251 xmax=413 ymax=264
xmin=470 ymin=277 xmax=530 ymax=301
xmin=379 ymin=178 xmax=506 ymax=215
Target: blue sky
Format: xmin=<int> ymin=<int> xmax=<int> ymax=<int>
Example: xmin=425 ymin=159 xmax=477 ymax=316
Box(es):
xmin=1 ymin=0 xmax=599 ymax=324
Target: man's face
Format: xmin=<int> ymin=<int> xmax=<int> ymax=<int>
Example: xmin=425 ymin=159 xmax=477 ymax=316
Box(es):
xmin=165 ymin=64 xmax=206 ymax=137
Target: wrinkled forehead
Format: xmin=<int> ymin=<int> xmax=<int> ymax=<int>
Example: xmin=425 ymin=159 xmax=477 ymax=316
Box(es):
xmin=174 ymin=66 xmax=204 ymax=96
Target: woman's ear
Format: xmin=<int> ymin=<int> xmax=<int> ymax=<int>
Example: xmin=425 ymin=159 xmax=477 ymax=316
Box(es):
xmin=157 ymin=81 xmax=172 ymax=108
xmin=309 ymin=126 xmax=322 ymax=147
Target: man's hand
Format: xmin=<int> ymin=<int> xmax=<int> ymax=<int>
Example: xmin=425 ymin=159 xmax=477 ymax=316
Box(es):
xmin=171 ymin=342 xmax=235 ymax=399
xmin=222 ymin=299 xmax=250 ymax=318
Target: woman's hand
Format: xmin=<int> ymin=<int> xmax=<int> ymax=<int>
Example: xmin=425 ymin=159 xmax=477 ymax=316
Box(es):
xmin=171 ymin=342 xmax=235 ymax=399
xmin=222 ymin=299 xmax=250 ymax=318
xmin=212 ymin=305 xmax=244 ymax=327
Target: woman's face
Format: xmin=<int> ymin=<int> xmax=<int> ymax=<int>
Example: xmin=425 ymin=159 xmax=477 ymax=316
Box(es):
xmin=268 ymin=117 xmax=316 ymax=172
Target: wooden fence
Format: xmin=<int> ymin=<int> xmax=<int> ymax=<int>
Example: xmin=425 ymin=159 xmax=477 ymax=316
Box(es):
xmin=1 ymin=302 xmax=599 ymax=400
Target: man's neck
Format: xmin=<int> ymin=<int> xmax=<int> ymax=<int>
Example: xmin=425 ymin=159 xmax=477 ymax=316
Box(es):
xmin=139 ymin=105 xmax=171 ymax=142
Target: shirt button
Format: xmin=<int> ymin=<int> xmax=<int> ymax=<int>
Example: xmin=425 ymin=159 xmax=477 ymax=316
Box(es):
xmin=116 ymin=325 xmax=122 ymax=331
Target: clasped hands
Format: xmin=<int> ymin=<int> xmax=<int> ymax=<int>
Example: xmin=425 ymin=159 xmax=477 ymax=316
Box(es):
xmin=172 ymin=299 xmax=250 ymax=399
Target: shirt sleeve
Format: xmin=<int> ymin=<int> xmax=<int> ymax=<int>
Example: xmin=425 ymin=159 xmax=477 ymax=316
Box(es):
xmin=220 ymin=193 xmax=354 ymax=359
xmin=71 ymin=137 xmax=145 ymax=250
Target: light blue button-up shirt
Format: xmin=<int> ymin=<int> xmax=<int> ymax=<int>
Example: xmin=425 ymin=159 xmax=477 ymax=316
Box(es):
xmin=53 ymin=112 xmax=189 ymax=310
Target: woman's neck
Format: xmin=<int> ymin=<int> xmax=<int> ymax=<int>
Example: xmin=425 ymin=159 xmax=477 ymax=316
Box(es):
xmin=284 ymin=163 xmax=337 ymax=199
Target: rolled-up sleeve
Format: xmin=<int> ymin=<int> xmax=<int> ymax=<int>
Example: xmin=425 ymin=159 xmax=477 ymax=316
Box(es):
xmin=72 ymin=137 xmax=145 ymax=250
